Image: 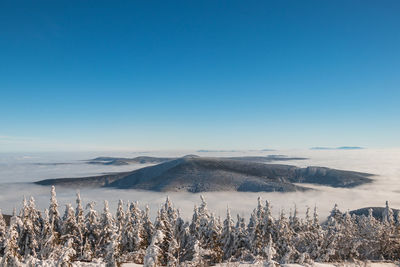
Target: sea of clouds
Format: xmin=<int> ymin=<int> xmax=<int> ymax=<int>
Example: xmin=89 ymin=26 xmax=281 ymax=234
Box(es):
xmin=0 ymin=149 xmax=399 ymax=221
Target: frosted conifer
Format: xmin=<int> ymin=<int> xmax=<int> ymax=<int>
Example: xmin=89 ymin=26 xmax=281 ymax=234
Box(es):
xmin=98 ymin=200 xmax=116 ymax=258
xmin=18 ymin=197 xmax=40 ymax=259
xmin=39 ymin=209 xmax=59 ymax=260
xmin=263 ymin=234 xmax=277 ymax=267
xmin=56 ymin=238 xmax=76 ymax=267
xmin=141 ymin=205 xmax=154 ymax=250
xmin=1 ymin=216 xmax=22 ymax=267
xmin=0 ymin=209 xmax=6 ymax=256
xmin=116 ymin=200 xmax=125 ymax=232
xmin=61 ymin=204 xmax=79 ymax=245
xmin=144 ymin=230 xmax=164 ymax=267
xmin=221 ymin=207 xmax=235 ymax=260
xmin=105 ymin=231 xmax=121 ymax=267
xmin=382 ymin=201 xmax=395 ymax=225
xmin=231 ymin=214 xmax=250 ymax=261
xmin=75 ymin=192 xmax=85 ymax=259
xmin=84 ymin=202 xmax=100 ymax=258
xmin=49 ymin=186 xmax=61 ymax=235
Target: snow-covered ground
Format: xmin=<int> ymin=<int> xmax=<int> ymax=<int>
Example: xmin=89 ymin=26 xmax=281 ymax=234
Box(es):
xmin=9 ymin=260 xmax=398 ymax=266
xmin=121 ymin=262 xmax=400 ymax=267
xmin=2 ymin=259 xmax=396 ymax=266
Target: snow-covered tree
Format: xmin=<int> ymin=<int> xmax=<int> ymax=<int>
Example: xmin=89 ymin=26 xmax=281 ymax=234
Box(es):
xmin=141 ymin=205 xmax=154 ymax=250
xmin=56 ymin=238 xmax=76 ymax=267
xmin=196 ymin=196 xmax=211 ymax=244
xmin=376 ymin=202 xmax=398 ymax=260
xmin=81 ymin=239 xmax=94 ymax=262
xmin=274 ymin=210 xmax=297 ymax=264
xmin=105 ymin=231 xmax=121 ymax=267
xmin=166 ymin=237 xmax=179 ymax=267
xmin=1 ymin=216 xmax=22 ymax=267
xmin=189 ymin=239 xmax=207 ymax=267
xmin=18 ymin=197 xmax=40 ymax=259
xmin=0 ymin=209 xmax=6 ymax=256
xmin=248 ymin=197 xmax=265 ymax=256
xmin=144 ymin=230 xmax=164 ymax=267
xmin=231 ymin=214 xmax=250 ymax=261
xmin=83 ymin=202 xmax=100 ymax=259
xmin=383 ymin=201 xmax=395 ymax=225
xmin=121 ymin=201 xmax=147 ymax=263
xmin=261 ymin=200 xmax=275 ymax=243
xmin=289 ymin=205 xmax=302 ymax=233
xmin=221 ymin=207 xmax=235 ymax=260
xmin=203 ymin=213 xmax=223 ymax=264
xmin=39 ymin=209 xmax=60 ymax=260
xmin=115 ymin=199 xmax=125 ymax=233
xmin=75 ymin=192 xmax=85 ymax=259
xmin=335 ymin=212 xmax=361 ymax=260
xmin=263 ymin=234 xmax=277 ymax=267
xmin=318 ymin=204 xmax=342 ymax=262
xmin=174 ymin=213 xmax=191 ymax=263
xmin=357 ymin=208 xmax=380 ymax=259
xmin=49 ymin=186 xmax=61 ymax=235
xmin=5 ymin=189 xmax=400 ymax=265
xmin=61 ymin=204 xmax=79 ymax=248
xmin=294 ymin=206 xmax=322 ymax=262
xmin=153 ymin=198 xmax=179 ymax=265
xmin=97 ymin=200 xmax=116 ymax=258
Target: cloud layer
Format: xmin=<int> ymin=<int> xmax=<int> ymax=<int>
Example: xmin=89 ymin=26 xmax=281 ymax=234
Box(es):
xmin=0 ymin=149 xmax=399 ymax=222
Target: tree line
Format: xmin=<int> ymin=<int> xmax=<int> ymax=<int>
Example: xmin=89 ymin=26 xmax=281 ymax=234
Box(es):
xmin=0 ymin=186 xmax=400 ymax=266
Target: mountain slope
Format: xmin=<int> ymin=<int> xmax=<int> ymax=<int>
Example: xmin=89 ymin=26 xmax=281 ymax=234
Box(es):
xmin=35 ymin=157 xmax=373 ymax=193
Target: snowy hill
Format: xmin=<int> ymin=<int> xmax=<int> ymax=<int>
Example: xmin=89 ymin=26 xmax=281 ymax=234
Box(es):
xmin=350 ymin=206 xmax=400 ymax=221
xmin=36 ymin=156 xmax=373 ymax=192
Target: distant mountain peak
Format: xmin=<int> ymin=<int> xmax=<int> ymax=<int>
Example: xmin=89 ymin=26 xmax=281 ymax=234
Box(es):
xmin=311 ymin=146 xmax=364 ymax=150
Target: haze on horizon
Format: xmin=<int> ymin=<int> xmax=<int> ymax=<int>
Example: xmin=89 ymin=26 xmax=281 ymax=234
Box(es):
xmin=1 ymin=1 xmax=399 ymax=152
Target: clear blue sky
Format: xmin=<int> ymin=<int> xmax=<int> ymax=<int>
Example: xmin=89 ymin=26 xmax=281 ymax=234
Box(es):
xmin=1 ymin=1 xmax=399 ymax=151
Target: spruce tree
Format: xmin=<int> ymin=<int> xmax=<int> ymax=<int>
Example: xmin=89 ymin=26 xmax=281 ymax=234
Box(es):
xmin=221 ymin=208 xmax=235 ymax=260
xmin=144 ymin=230 xmax=164 ymax=267
xmin=49 ymin=186 xmax=61 ymax=235
xmin=75 ymin=192 xmax=85 ymax=260
xmin=61 ymin=203 xmax=81 ymax=257
xmin=153 ymin=198 xmax=179 ymax=266
xmin=190 ymin=239 xmax=206 ymax=267
xmin=121 ymin=201 xmax=146 ymax=262
xmin=231 ymin=214 xmax=250 ymax=261
xmin=141 ymin=205 xmax=154 ymax=251
xmin=105 ymin=231 xmax=121 ymax=267
xmin=0 ymin=209 xmax=7 ymax=256
xmin=264 ymin=234 xmax=277 ymax=267
xmin=204 ymin=213 xmax=223 ymax=264
xmin=318 ymin=204 xmax=342 ymax=262
xmin=116 ymin=199 xmax=125 ymax=233
xmin=274 ymin=210 xmax=297 ymax=263
xmin=98 ymin=200 xmax=116 ymax=258
xmin=18 ymin=197 xmax=40 ymax=259
xmin=39 ymin=209 xmax=60 ymax=260
xmin=378 ymin=202 xmax=397 ymax=260
xmin=84 ymin=202 xmax=100 ymax=259
xmin=56 ymin=238 xmax=76 ymax=267
xmin=248 ymin=197 xmax=265 ymax=256
xmin=1 ymin=216 xmax=22 ymax=267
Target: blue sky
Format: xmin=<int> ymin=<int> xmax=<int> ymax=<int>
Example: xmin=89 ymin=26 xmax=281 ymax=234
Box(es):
xmin=0 ymin=1 xmax=399 ymax=151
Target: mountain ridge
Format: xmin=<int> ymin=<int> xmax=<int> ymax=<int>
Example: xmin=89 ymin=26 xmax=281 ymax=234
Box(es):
xmin=86 ymin=154 xmax=308 ymax=166
xmin=36 ymin=156 xmax=373 ymax=193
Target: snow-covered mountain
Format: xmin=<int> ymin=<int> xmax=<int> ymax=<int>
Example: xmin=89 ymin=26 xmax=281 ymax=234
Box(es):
xmin=35 ymin=156 xmax=373 ymax=192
